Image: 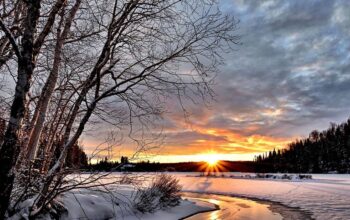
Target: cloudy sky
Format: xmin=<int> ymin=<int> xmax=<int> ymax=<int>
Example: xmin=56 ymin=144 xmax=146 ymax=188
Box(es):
xmin=84 ymin=0 xmax=350 ymax=162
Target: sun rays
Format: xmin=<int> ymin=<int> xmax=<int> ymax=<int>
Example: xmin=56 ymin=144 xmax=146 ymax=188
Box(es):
xmin=205 ymin=154 xmax=220 ymax=167
xmin=196 ymin=152 xmax=231 ymax=175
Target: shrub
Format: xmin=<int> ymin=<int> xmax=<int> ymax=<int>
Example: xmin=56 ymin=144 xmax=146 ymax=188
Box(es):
xmin=119 ymin=174 xmax=136 ymax=185
xmin=299 ymin=174 xmax=312 ymax=179
xmin=134 ymin=174 xmax=182 ymax=213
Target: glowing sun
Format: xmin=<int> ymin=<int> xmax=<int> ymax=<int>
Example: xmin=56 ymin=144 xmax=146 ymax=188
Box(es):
xmin=197 ymin=152 xmax=227 ymax=173
xmin=206 ymin=155 xmax=219 ymax=166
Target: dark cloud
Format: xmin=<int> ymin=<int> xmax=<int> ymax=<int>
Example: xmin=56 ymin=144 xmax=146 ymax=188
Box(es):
xmin=207 ymin=0 xmax=350 ymax=138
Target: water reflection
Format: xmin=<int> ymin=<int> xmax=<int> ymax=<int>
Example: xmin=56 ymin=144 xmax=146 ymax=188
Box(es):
xmin=210 ymin=210 xmax=219 ymax=220
xmin=183 ymin=193 xmax=282 ymax=220
xmin=206 ymin=199 xmax=219 ymax=220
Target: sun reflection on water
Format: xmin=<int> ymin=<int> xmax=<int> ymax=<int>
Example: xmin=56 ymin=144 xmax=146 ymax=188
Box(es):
xmin=183 ymin=193 xmax=283 ymax=220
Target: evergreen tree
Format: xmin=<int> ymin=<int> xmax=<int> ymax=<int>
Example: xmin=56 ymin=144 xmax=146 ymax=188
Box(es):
xmin=255 ymin=118 xmax=350 ymax=173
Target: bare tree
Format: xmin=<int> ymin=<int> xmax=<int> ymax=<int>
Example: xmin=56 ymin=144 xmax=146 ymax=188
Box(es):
xmin=0 ymin=0 xmax=70 ymax=217
xmin=0 ymin=1 xmax=42 ymax=217
xmin=0 ymin=0 xmax=238 ymax=218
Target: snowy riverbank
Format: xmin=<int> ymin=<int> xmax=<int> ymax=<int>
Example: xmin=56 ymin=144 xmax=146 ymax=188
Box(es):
xmin=60 ymin=186 xmax=216 ymax=220
xmin=9 ymin=184 xmax=216 ymax=220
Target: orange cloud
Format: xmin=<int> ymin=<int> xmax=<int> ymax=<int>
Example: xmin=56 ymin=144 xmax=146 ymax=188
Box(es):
xmin=81 ymin=102 xmax=297 ymax=163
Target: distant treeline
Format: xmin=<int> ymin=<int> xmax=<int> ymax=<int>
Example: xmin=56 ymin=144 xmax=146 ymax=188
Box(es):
xmin=87 ymin=158 xmax=257 ymax=173
xmin=255 ymin=119 xmax=350 ymax=173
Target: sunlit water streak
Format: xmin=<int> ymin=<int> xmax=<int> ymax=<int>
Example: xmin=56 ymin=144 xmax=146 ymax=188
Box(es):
xmin=182 ymin=193 xmax=283 ymax=220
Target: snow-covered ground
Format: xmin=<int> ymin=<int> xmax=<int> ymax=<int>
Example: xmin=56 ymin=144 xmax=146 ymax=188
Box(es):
xmin=10 ymin=184 xmax=215 ymax=220
xmin=11 ymin=173 xmax=349 ymax=219
xmin=175 ymin=172 xmax=350 ymax=220
xmin=61 ymin=186 xmax=215 ymax=220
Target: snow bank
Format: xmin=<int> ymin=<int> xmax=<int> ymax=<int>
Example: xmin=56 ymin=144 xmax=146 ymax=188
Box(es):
xmin=9 ymin=184 xmax=215 ymax=220
xmin=61 ymin=186 xmax=215 ymax=220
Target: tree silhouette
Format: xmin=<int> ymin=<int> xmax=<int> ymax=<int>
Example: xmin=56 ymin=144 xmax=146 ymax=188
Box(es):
xmin=255 ymin=118 xmax=350 ymax=173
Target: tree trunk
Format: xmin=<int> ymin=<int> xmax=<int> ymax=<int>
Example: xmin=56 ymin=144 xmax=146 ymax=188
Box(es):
xmin=26 ymin=54 xmax=61 ymax=161
xmin=0 ymin=1 xmax=41 ymax=218
xmin=27 ymin=0 xmax=81 ymax=161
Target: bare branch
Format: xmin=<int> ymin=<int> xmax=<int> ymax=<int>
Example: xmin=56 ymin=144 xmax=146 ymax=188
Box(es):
xmin=0 ymin=18 xmax=21 ymax=59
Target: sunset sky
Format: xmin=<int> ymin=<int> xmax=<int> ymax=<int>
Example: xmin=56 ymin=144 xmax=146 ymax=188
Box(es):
xmin=83 ymin=0 xmax=350 ymax=163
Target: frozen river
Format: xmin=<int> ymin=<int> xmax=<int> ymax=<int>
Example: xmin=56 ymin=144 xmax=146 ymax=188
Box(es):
xmin=182 ymin=192 xmax=311 ymax=220
xmin=174 ymin=173 xmax=350 ymax=220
